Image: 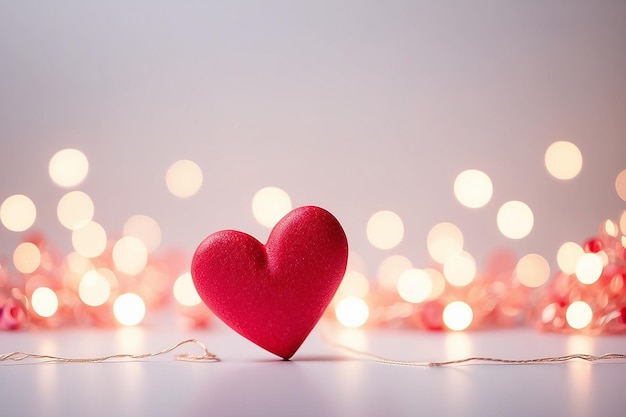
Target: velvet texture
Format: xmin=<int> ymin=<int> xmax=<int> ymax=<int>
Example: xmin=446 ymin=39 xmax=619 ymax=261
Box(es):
xmin=191 ymin=206 xmax=348 ymax=359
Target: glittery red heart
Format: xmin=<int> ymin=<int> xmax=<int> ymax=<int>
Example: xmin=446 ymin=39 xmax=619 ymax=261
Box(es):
xmin=191 ymin=206 xmax=348 ymax=359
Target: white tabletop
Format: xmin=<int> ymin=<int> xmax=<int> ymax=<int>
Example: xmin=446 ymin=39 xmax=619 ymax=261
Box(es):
xmin=2 ymin=315 xmax=625 ymax=417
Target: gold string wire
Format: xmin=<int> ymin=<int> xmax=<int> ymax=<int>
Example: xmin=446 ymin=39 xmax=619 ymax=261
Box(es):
xmin=0 ymin=338 xmax=219 ymax=364
xmin=318 ymin=326 xmax=626 ymax=366
xmin=328 ymin=342 xmax=626 ymax=367
xmin=2 ymin=335 xmax=626 ymax=366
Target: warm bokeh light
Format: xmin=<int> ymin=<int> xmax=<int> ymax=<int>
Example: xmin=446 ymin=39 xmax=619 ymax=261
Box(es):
xmin=497 ymin=200 xmax=534 ymax=239
xmin=31 ymin=287 xmax=59 ymax=318
xmin=443 ymin=301 xmax=473 ymax=331
xmin=557 ymin=241 xmax=584 ymax=274
xmin=602 ymin=219 xmax=618 ymax=238
xmin=424 ymin=268 xmax=446 ymax=300
xmin=597 ymin=250 xmax=609 ymax=267
xmin=366 ymin=210 xmax=404 ymax=250
xmin=71 ymin=221 xmax=107 ymax=258
xmin=516 ymin=253 xmax=550 ymax=288
xmin=123 ymin=215 xmax=162 ymax=253
xmin=13 ymin=242 xmax=41 ymax=274
xmin=544 ymin=141 xmax=583 ymax=180
xmin=173 ymin=272 xmax=202 ymax=307
xmin=335 ymin=297 xmax=369 ymax=328
xmin=620 ymin=210 xmax=626 ymax=236
xmin=443 ymin=250 xmax=476 ymax=287
xmin=566 ymin=301 xmax=593 ymax=329
xmin=397 ymin=269 xmax=432 ymax=303
xmin=113 ymin=293 xmax=146 ymax=326
xmin=112 ymin=236 xmax=148 ymax=276
xmin=377 ymin=254 xmax=412 ymax=290
xmin=66 ymin=251 xmax=94 ymax=274
xmin=335 ymin=270 xmax=370 ymax=299
xmin=453 ymin=169 xmax=493 ymax=208
xmin=0 ymin=194 xmax=36 ymax=232
xmin=79 ymin=270 xmax=112 ymax=307
xmin=616 ymin=169 xmax=626 ymax=202
xmin=165 ymin=159 xmax=203 ymax=198
xmin=346 ymin=250 xmax=367 ymax=274
xmin=49 ymin=148 xmax=89 ymax=188
xmin=251 ymin=186 xmax=292 ymax=228
xmin=575 ymin=253 xmax=603 ymax=284
xmin=426 ymin=222 xmax=463 ymax=264
xmin=57 ymin=191 xmax=94 ymax=230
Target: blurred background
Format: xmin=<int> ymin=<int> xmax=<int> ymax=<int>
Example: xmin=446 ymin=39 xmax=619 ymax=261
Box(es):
xmin=1 ymin=0 xmax=625 ymax=279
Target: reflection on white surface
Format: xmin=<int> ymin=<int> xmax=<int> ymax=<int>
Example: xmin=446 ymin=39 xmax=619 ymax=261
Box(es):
xmin=335 ymin=328 xmax=369 ymax=352
xmin=566 ymin=335 xmax=594 ymax=356
xmin=35 ymin=338 xmax=58 ymax=415
xmin=567 ymin=336 xmax=593 ymax=416
xmin=36 ymin=359 xmax=58 ymax=415
xmin=445 ymin=332 xmax=472 ymax=360
xmin=115 ymin=327 xmax=146 ymax=353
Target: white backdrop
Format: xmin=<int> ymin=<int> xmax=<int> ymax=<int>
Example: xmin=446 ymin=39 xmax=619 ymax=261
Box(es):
xmin=1 ymin=1 xmax=625 ymax=276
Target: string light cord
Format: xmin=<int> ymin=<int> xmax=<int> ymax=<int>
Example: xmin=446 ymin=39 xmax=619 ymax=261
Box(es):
xmin=327 ymin=342 xmax=626 ymax=367
xmin=318 ymin=327 xmax=626 ymax=367
xmin=2 ymin=335 xmax=626 ymax=366
xmin=0 ymin=338 xmax=219 ymax=364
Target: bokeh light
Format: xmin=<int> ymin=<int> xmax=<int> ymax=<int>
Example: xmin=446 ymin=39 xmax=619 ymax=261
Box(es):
xmin=566 ymin=301 xmax=593 ymax=329
xmin=426 ymin=222 xmax=463 ymax=264
xmin=335 ymin=270 xmax=370 ymax=299
xmin=377 ymin=254 xmax=412 ymax=290
xmin=165 ymin=159 xmax=203 ymax=198
xmin=57 ymin=191 xmax=94 ymax=230
xmin=335 ymin=297 xmax=369 ymax=328
xmin=66 ymin=251 xmax=94 ymax=275
xmin=516 ymin=253 xmax=550 ymax=288
xmin=72 ymin=221 xmax=107 ymax=258
xmin=397 ymin=269 xmax=432 ymax=303
xmin=497 ymin=201 xmax=534 ymax=239
xmin=13 ymin=242 xmax=41 ymax=274
xmin=79 ymin=270 xmax=112 ymax=307
xmin=544 ymin=141 xmax=583 ymax=180
xmin=443 ymin=301 xmax=473 ymax=331
xmin=602 ymin=219 xmax=618 ymax=238
xmin=557 ymin=241 xmax=584 ymax=274
xmin=366 ymin=210 xmax=404 ymax=250
xmin=123 ymin=215 xmax=162 ymax=253
xmin=575 ymin=253 xmax=603 ymax=285
xmin=31 ymin=287 xmax=59 ymax=318
xmin=1 ymin=194 xmax=36 ymax=232
xmin=346 ymin=250 xmax=367 ymax=274
xmin=424 ymin=268 xmax=446 ymax=300
xmin=616 ymin=169 xmax=626 ymax=202
xmin=620 ymin=210 xmax=626 ymax=236
xmin=251 ymin=186 xmax=292 ymax=228
xmin=113 ymin=293 xmax=146 ymax=326
xmin=112 ymin=236 xmax=148 ymax=276
xmin=173 ymin=272 xmax=203 ymax=307
xmin=453 ymin=169 xmax=493 ymax=208
xmin=443 ymin=250 xmax=476 ymax=287
xmin=49 ymin=148 xmax=89 ymax=188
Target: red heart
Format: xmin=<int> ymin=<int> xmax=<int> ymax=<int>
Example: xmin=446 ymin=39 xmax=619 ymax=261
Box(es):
xmin=191 ymin=206 xmax=348 ymax=359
